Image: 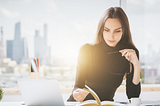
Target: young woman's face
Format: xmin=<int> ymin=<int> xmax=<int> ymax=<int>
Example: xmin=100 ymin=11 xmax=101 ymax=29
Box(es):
xmin=103 ymin=18 xmax=123 ymax=47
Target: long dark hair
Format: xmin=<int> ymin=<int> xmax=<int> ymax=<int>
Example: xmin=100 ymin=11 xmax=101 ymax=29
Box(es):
xmin=95 ymin=7 xmax=136 ymax=49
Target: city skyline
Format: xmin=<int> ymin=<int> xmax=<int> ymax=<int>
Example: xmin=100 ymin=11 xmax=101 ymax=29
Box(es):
xmin=0 ymin=0 xmax=160 ymax=60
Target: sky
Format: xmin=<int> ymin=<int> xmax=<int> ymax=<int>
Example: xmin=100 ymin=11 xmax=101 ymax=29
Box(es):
xmin=0 ymin=0 xmax=160 ymax=60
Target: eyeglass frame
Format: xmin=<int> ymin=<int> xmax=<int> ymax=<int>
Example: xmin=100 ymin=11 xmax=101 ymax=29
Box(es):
xmin=108 ymin=51 xmax=132 ymax=75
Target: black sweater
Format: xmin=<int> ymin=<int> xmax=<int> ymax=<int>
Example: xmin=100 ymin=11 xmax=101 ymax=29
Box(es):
xmin=68 ymin=40 xmax=141 ymax=101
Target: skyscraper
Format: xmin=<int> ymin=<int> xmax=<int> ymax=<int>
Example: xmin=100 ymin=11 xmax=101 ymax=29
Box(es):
xmin=22 ymin=38 xmax=28 ymax=58
xmin=34 ymin=24 xmax=51 ymax=65
xmin=6 ymin=22 xmax=29 ymax=64
xmin=12 ymin=22 xmax=22 ymax=64
xmin=35 ymin=30 xmax=44 ymax=58
xmin=6 ymin=40 xmax=13 ymax=60
xmin=0 ymin=27 xmax=4 ymax=59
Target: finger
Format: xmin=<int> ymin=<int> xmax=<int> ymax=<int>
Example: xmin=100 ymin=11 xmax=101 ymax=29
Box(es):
xmin=125 ymin=52 xmax=130 ymax=61
xmin=73 ymin=92 xmax=82 ymax=99
xmin=120 ymin=50 xmax=129 ymax=56
xmin=119 ymin=49 xmax=126 ymax=52
xmin=74 ymin=94 xmax=82 ymax=102
xmin=76 ymin=88 xmax=82 ymax=92
xmin=76 ymin=95 xmax=84 ymax=102
xmin=119 ymin=49 xmax=128 ymax=52
xmin=74 ymin=91 xmax=86 ymax=101
xmin=84 ymin=90 xmax=89 ymax=95
xmin=75 ymin=91 xmax=84 ymax=97
xmin=79 ymin=96 xmax=85 ymax=102
xmin=77 ymin=91 xmax=88 ymax=102
xmin=119 ymin=49 xmax=134 ymax=53
xmin=122 ymin=51 xmax=128 ymax=56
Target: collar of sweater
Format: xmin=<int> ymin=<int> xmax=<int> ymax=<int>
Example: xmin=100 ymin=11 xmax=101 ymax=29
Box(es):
xmin=100 ymin=40 xmax=125 ymax=53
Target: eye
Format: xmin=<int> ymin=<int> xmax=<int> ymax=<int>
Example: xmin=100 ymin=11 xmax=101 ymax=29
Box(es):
xmin=104 ymin=29 xmax=109 ymax=32
xmin=115 ymin=30 xmax=121 ymax=33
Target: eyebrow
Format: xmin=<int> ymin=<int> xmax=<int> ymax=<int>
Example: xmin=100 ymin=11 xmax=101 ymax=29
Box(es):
xmin=104 ymin=27 xmax=122 ymax=30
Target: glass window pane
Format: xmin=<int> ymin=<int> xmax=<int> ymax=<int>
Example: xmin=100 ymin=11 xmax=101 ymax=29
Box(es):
xmin=0 ymin=0 xmax=119 ymax=88
xmin=126 ymin=0 xmax=160 ymax=84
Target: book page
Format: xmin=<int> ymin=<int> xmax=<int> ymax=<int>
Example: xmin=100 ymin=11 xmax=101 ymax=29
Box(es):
xmin=80 ymin=85 xmax=126 ymax=106
xmin=101 ymin=101 xmax=125 ymax=106
xmin=76 ymin=100 xmax=99 ymax=106
xmin=83 ymin=85 xmax=102 ymax=106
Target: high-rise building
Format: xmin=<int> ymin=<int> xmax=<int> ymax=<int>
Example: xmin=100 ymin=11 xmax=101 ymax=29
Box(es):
xmin=22 ymin=38 xmax=28 ymax=58
xmin=35 ymin=30 xmax=44 ymax=58
xmin=12 ymin=22 xmax=22 ymax=64
xmin=6 ymin=22 xmax=29 ymax=64
xmin=0 ymin=27 xmax=4 ymax=59
xmin=20 ymin=37 xmax=29 ymax=63
xmin=6 ymin=40 xmax=13 ymax=60
xmin=34 ymin=24 xmax=51 ymax=65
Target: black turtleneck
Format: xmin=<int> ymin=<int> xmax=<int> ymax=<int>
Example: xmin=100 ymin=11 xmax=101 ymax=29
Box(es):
xmin=68 ymin=41 xmax=141 ymax=102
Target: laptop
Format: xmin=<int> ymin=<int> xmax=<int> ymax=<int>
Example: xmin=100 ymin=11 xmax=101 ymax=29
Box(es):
xmin=18 ymin=79 xmax=75 ymax=106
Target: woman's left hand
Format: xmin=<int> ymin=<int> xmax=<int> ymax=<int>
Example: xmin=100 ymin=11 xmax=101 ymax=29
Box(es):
xmin=119 ymin=49 xmax=140 ymax=66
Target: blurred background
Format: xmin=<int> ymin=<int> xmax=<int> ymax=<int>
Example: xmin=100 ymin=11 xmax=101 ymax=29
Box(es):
xmin=0 ymin=0 xmax=160 ymax=89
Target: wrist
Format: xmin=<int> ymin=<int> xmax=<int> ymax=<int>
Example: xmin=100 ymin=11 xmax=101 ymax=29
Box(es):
xmin=133 ymin=62 xmax=140 ymax=69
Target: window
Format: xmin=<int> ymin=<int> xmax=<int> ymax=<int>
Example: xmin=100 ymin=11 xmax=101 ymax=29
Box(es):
xmin=126 ymin=0 xmax=160 ymax=84
xmin=0 ymin=0 xmax=119 ymax=88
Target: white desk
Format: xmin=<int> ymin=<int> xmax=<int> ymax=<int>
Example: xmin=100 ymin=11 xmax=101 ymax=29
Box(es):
xmin=1 ymin=92 xmax=160 ymax=106
xmin=0 ymin=102 xmax=78 ymax=106
xmin=1 ymin=101 xmax=160 ymax=106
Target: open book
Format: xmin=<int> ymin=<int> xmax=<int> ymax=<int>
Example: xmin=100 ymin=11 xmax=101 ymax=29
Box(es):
xmin=76 ymin=85 xmax=125 ymax=106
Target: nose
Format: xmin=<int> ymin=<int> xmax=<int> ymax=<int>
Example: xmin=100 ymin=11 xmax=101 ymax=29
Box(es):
xmin=110 ymin=33 xmax=115 ymax=39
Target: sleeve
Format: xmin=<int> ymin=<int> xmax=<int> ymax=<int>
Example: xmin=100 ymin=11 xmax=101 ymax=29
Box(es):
xmin=126 ymin=48 xmax=141 ymax=99
xmin=67 ymin=44 xmax=90 ymax=101
xmin=74 ymin=44 xmax=90 ymax=90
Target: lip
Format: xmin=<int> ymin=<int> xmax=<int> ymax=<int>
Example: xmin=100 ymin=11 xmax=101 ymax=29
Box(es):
xmin=108 ymin=40 xmax=115 ymax=43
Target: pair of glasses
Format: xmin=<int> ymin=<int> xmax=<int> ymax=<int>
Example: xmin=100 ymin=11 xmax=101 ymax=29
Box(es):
xmin=108 ymin=51 xmax=132 ymax=75
xmin=110 ymin=62 xmax=132 ymax=75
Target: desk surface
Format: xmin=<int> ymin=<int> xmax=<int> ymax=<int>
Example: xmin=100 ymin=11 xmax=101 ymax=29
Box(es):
xmin=3 ymin=84 xmax=160 ymax=94
xmin=0 ymin=102 xmax=77 ymax=106
xmin=1 ymin=101 xmax=160 ymax=106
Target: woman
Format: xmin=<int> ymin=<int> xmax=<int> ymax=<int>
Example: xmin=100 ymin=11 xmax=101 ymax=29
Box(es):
xmin=68 ymin=7 xmax=141 ymax=102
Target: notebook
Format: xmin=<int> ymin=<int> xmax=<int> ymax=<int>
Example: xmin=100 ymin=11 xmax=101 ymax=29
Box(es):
xmin=18 ymin=79 xmax=75 ymax=106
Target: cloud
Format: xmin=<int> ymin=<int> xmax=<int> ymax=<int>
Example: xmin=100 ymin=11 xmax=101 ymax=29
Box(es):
xmin=0 ymin=7 xmax=20 ymax=18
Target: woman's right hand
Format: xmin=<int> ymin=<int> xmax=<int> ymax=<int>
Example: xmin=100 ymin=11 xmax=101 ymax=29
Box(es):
xmin=73 ymin=88 xmax=89 ymax=102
